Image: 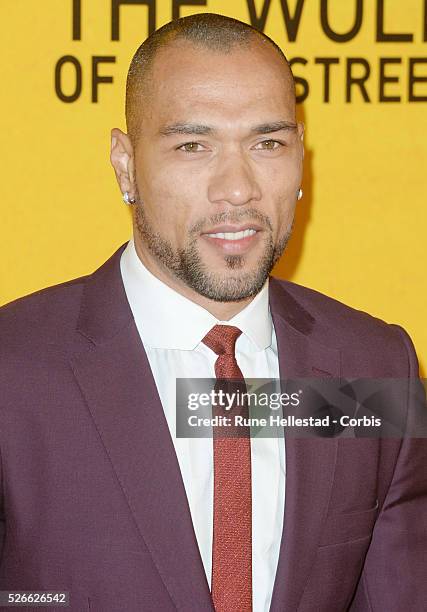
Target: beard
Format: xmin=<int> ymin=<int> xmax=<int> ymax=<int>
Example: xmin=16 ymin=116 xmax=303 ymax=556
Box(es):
xmin=133 ymin=192 xmax=293 ymax=302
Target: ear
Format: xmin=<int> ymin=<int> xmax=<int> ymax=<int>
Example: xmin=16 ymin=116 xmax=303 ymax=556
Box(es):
xmin=110 ymin=128 xmax=136 ymax=199
xmin=298 ymin=121 xmax=305 ymax=160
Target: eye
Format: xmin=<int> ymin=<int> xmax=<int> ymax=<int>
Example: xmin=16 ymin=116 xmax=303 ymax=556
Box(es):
xmin=253 ymin=139 xmax=284 ymax=151
xmin=177 ymin=142 xmax=205 ymax=153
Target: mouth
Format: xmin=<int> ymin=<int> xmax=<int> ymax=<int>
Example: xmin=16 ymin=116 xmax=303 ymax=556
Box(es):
xmin=201 ymin=225 xmax=263 ymax=254
xmin=205 ymin=228 xmax=257 ymax=240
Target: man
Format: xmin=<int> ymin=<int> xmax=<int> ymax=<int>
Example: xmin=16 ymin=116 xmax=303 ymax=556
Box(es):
xmin=0 ymin=12 xmax=426 ymax=612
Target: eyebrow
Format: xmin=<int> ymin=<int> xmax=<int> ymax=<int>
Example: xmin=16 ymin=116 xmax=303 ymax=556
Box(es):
xmin=159 ymin=123 xmax=214 ymax=136
xmin=251 ymin=121 xmax=298 ymax=134
xmin=158 ymin=120 xmax=298 ymax=137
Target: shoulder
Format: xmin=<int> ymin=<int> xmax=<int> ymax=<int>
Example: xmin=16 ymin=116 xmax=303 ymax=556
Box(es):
xmin=0 ymin=240 xmax=128 ymax=362
xmin=0 ymin=275 xmax=88 ymax=354
xmin=273 ymin=276 xmax=391 ymax=334
xmin=270 ymin=277 xmax=417 ymax=376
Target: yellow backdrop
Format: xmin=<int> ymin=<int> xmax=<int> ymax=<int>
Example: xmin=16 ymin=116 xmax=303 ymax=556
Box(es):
xmin=1 ymin=0 xmax=426 ymax=373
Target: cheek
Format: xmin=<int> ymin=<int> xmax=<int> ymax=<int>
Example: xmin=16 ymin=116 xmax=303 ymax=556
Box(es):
xmin=140 ymin=157 xmax=198 ymax=200
xmin=272 ymin=156 xmax=301 ymax=188
xmin=137 ymin=169 xmax=196 ymax=237
xmin=260 ymin=166 xmax=298 ymax=207
xmin=262 ymin=183 xmax=298 ymax=240
xmin=273 ymin=200 xmax=296 ymax=238
xmin=257 ymin=154 xmax=301 ymax=196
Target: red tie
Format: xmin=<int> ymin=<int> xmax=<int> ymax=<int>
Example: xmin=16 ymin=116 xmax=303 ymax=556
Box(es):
xmin=202 ymin=325 xmax=252 ymax=612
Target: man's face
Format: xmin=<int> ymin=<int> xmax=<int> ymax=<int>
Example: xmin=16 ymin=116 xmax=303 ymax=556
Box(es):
xmin=130 ymin=40 xmax=303 ymax=302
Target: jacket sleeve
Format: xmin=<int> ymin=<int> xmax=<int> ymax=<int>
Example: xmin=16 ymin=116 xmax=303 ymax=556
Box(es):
xmin=0 ymin=445 xmax=5 ymax=566
xmin=350 ymin=325 xmax=427 ymax=611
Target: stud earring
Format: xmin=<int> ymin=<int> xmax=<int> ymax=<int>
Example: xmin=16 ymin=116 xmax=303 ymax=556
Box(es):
xmin=297 ymin=188 xmax=303 ymax=201
xmin=123 ymin=191 xmax=136 ymax=205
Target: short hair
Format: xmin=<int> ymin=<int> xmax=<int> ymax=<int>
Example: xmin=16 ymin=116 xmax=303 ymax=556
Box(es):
xmin=125 ymin=12 xmax=295 ymax=145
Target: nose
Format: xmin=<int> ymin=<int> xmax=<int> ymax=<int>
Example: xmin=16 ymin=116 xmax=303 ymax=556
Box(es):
xmin=207 ymin=150 xmax=262 ymax=207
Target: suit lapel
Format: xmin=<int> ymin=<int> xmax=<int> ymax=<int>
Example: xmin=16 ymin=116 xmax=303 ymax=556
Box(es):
xmin=268 ymin=278 xmax=341 ymax=611
xmin=69 ymin=242 xmax=214 ymax=611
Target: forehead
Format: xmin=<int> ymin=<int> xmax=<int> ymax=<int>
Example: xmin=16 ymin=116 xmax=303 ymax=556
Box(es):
xmin=144 ymin=40 xmax=295 ymax=127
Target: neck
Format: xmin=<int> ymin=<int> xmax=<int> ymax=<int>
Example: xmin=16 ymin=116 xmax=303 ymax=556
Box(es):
xmin=133 ymin=238 xmax=256 ymax=321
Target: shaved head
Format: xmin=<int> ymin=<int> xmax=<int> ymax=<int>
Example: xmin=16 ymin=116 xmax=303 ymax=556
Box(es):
xmin=125 ymin=12 xmax=296 ymax=146
xmin=110 ymin=10 xmax=304 ymax=320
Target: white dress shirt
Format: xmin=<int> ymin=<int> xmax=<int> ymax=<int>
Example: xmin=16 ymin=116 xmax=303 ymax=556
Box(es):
xmin=120 ymin=237 xmax=285 ymax=612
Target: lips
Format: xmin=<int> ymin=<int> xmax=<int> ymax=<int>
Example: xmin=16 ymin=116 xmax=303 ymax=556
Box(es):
xmin=201 ymin=224 xmax=262 ymax=254
xmin=205 ymin=229 xmax=257 ymax=241
xmin=202 ymin=223 xmax=263 ymax=237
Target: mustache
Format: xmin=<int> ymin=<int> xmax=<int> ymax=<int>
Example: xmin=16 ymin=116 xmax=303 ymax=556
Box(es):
xmin=190 ymin=208 xmax=273 ymax=234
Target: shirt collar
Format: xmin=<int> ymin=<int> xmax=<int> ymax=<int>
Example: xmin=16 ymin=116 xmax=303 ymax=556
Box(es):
xmin=120 ymin=238 xmax=272 ymax=351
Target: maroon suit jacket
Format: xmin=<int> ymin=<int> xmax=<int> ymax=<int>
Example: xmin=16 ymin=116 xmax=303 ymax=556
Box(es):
xmin=0 ymin=241 xmax=426 ymax=611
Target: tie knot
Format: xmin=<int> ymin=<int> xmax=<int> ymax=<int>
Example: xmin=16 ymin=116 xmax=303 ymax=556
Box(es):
xmin=202 ymin=324 xmax=242 ymax=356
